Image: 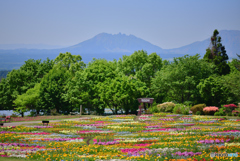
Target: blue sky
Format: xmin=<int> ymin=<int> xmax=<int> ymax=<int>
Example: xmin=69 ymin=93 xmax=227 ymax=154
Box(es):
xmin=0 ymin=0 xmax=239 ymax=49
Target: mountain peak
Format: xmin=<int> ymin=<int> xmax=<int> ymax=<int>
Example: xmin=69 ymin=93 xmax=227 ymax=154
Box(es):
xmin=69 ymin=32 xmax=162 ymax=53
xmin=94 ymin=32 xmax=135 ymax=38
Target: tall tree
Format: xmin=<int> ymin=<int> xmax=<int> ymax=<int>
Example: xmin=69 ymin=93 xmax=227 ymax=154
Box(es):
xmin=0 ymin=58 xmax=53 ymax=110
xmin=221 ymin=73 xmax=240 ymax=103
xmin=229 ymin=54 xmax=240 ymax=73
xmin=38 ymin=67 xmax=71 ymax=114
xmin=98 ymin=74 xmax=149 ymax=114
xmin=151 ymin=54 xmax=216 ymax=104
xmin=203 ymin=29 xmax=230 ymax=75
xmin=38 ymin=52 xmax=85 ymax=114
xmin=64 ymin=59 xmax=117 ymax=114
xmin=54 ymin=52 xmax=85 ymax=75
xmin=13 ymin=83 xmax=41 ymax=117
xmin=197 ymin=76 xmax=229 ymax=107
xmin=0 ymin=69 xmax=29 ymax=110
xmin=117 ymin=50 xmax=162 ymax=88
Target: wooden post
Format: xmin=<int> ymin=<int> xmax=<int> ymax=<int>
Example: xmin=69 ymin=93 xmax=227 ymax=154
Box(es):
xmin=80 ymin=105 xmax=82 ymax=116
xmin=138 ymin=105 xmax=142 ymax=116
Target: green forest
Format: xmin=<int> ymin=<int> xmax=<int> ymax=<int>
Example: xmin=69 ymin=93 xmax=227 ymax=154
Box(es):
xmin=0 ymin=30 xmax=239 ymax=116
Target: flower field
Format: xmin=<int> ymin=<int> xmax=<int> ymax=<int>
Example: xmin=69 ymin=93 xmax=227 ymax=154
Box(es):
xmin=0 ymin=114 xmax=240 ymax=161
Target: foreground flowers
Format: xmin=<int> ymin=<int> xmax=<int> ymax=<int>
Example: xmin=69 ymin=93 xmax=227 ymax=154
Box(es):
xmin=0 ymin=114 xmax=239 ymax=161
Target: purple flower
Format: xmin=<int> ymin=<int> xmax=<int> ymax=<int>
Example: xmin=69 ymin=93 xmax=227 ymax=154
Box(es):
xmin=215 ymin=139 xmax=220 ymax=143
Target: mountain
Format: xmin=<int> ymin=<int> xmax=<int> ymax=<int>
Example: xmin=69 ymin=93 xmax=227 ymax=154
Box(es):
xmin=0 ymin=33 xmax=167 ymax=70
xmin=166 ymin=30 xmax=240 ymax=58
xmin=66 ymin=32 xmax=163 ymax=54
xmin=0 ymin=30 xmax=239 ymax=70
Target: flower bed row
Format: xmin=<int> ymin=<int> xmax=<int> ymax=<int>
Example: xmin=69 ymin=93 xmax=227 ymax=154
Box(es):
xmin=0 ymin=114 xmax=239 ymax=160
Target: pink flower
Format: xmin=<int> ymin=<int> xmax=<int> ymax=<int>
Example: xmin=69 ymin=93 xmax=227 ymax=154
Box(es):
xmin=203 ymin=106 xmax=219 ymax=112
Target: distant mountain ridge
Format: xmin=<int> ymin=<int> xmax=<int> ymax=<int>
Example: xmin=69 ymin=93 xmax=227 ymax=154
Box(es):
xmin=0 ymin=30 xmax=239 ymax=70
xmin=66 ymin=32 xmax=163 ymax=53
xmin=166 ymin=30 xmax=240 ymax=57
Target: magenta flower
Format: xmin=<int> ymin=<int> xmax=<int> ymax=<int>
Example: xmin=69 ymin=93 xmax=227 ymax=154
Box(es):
xmin=133 ymin=143 xmax=151 ymax=147
xmin=215 ymin=139 xmax=220 ymax=143
xmin=173 ymin=151 xmax=202 ymax=157
xmin=120 ymin=148 xmax=149 ymax=154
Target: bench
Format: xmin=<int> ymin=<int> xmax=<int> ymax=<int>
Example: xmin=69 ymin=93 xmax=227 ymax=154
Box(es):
xmin=42 ymin=120 xmax=49 ymax=126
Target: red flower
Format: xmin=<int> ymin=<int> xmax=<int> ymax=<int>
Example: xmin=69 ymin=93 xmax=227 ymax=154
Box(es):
xmin=232 ymin=110 xmax=239 ymax=113
xmin=229 ymin=104 xmax=237 ymax=108
xmin=224 ymin=104 xmax=237 ymax=108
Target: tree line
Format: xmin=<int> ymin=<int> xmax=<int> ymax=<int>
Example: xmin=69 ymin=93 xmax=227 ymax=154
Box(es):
xmin=0 ymin=30 xmax=239 ymax=116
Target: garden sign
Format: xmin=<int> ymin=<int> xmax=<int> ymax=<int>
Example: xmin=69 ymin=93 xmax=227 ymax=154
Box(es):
xmin=137 ymin=98 xmax=154 ymax=115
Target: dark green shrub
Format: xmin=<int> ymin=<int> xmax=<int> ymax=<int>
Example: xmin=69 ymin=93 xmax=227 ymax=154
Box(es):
xmin=29 ymin=111 xmax=37 ymax=117
xmin=181 ymin=105 xmax=190 ymax=115
xmin=173 ymin=104 xmax=182 ymax=114
xmin=10 ymin=113 xmax=19 ymax=118
xmin=238 ymin=113 xmax=240 ymax=117
xmin=145 ymin=109 xmax=151 ymax=114
xmin=218 ymin=107 xmax=227 ymax=116
xmin=196 ymin=111 xmax=201 ymax=115
xmin=214 ymin=112 xmax=221 ymax=116
xmin=150 ymin=105 xmax=158 ymax=113
xmin=183 ymin=101 xmax=193 ymax=106
xmin=227 ymin=113 xmax=232 ymax=116
xmin=190 ymin=104 xmax=206 ymax=114
xmin=173 ymin=104 xmax=190 ymax=115
xmin=173 ymin=104 xmax=181 ymax=114
xmin=90 ymin=111 xmax=97 ymax=115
